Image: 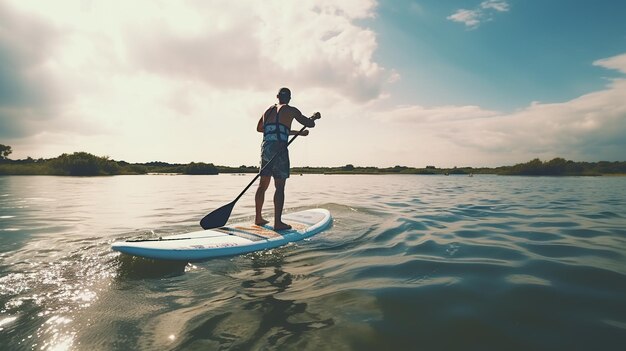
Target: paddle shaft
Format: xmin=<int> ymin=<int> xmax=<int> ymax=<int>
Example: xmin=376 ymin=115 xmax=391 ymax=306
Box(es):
xmin=233 ymin=124 xmax=308 ymax=204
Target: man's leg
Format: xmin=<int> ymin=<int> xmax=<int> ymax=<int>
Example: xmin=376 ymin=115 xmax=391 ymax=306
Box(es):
xmin=255 ymin=176 xmax=271 ymax=225
xmin=273 ymin=178 xmax=292 ymax=230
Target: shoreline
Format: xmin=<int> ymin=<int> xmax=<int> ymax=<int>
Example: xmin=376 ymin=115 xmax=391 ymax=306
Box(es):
xmin=2 ymin=171 xmax=624 ymax=177
xmin=1 ymin=154 xmax=625 ymax=177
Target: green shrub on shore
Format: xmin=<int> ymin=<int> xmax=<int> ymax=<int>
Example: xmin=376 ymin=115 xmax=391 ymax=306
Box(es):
xmin=183 ymin=162 xmax=218 ymax=175
xmin=0 ymin=152 xmax=149 ymax=176
xmin=49 ymin=152 xmax=120 ymax=176
xmin=502 ymin=158 xmax=625 ymax=176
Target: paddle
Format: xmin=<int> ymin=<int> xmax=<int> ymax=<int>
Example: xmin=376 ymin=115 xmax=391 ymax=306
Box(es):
xmin=200 ymin=123 xmax=313 ymax=230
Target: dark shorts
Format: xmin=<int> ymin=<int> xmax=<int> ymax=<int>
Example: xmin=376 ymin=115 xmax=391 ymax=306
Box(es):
xmin=260 ymin=141 xmax=290 ymax=179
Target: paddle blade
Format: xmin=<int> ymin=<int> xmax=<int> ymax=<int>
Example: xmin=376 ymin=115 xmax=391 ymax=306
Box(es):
xmin=200 ymin=202 xmax=234 ymax=229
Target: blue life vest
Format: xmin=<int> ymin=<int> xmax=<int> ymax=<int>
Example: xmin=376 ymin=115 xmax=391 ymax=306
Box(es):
xmin=263 ymin=105 xmax=289 ymax=142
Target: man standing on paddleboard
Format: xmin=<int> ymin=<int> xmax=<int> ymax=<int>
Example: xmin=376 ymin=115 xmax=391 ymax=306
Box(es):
xmin=255 ymin=87 xmax=321 ymax=230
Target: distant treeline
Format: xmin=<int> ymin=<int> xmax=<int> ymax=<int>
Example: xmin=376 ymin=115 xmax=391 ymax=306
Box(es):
xmin=0 ymin=152 xmax=223 ymax=176
xmin=0 ymin=146 xmax=624 ymax=177
xmin=497 ymin=158 xmax=626 ymax=176
xmin=292 ymin=164 xmax=480 ymax=175
xmin=300 ymin=159 xmax=626 ymax=176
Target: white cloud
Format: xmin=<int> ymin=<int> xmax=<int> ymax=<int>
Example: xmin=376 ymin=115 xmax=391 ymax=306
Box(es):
xmin=593 ymin=53 xmax=626 ymax=74
xmin=447 ymin=0 xmax=510 ymax=29
xmin=0 ymin=2 xmax=65 ymax=138
xmin=378 ymin=53 xmax=626 ymax=165
xmin=446 ymin=9 xmax=482 ymax=29
xmin=480 ymin=0 xmax=510 ymax=12
xmin=1 ymin=0 xmax=394 ymax=164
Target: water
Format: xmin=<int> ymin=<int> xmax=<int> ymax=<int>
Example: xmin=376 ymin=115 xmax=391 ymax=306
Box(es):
xmin=0 ymin=174 xmax=625 ymax=350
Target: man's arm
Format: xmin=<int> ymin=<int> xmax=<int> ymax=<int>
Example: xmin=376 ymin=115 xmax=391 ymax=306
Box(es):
xmin=293 ymin=108 xmax=320 ymax=128
xmin=256 ymin=116 xmax=264 ymax=133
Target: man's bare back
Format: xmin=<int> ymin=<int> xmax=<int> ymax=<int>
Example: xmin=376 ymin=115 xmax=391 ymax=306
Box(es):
xmin=257 ymin=105 xmax=315 ymax=134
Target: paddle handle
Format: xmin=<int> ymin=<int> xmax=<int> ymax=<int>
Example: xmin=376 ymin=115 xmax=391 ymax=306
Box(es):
xmin=233 ymin=125 xmax=309 ymax=203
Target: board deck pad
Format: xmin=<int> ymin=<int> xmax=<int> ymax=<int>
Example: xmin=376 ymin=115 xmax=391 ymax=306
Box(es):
xmin=112 ymin=208 xmax=331 ymax=261
xmin=215 ymin=223 xmax=308 ymax=241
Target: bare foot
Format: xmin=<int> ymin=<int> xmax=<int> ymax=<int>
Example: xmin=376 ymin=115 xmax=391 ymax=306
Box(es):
xmin=273 ymin=222 xmax=292 ymax=231
xmin=255 ymin=218 xmax=269 ymax=226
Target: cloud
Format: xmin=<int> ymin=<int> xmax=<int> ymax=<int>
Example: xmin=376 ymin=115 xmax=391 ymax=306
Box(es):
xmin=480 ymin=0 xmax=510 ymax=12
xmin=457 ymin=81 xmax=625 ymax=155
xmin=446 ymin=9 xmax=481 ymax=29
xmin=0 ymin=1 xmax=390 ymax=127
xmin=0 ymin=3 xmax=63 ymax=138
xmin=126 ymin=1 xmax=390 ymax=102
xmin=447 ymin=1 xmax=510 ymax=29
xmin=379 ymin=53 xmax=626 ymax=163
xmin=0 ymin=0 xmax=393 ymax=164
xmin=593 ymin=53 xmax=626 ymax=74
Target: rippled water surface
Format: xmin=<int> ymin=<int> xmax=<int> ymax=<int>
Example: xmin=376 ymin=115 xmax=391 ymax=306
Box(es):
xmin=1 ymin=174 xmax=625 ymax=350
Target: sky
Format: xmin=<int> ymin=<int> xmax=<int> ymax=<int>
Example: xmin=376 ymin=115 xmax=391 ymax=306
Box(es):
xmin=1 ymin=0 xmax=625 ymax=168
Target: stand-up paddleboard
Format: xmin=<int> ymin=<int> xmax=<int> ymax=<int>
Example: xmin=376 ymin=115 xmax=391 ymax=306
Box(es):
xmin=112 ymin=208 xmax=331 ymax=261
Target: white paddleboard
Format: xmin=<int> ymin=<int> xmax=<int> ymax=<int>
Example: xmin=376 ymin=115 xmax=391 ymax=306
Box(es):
xmin=112 ymin=208 xmax=331 ymax=261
